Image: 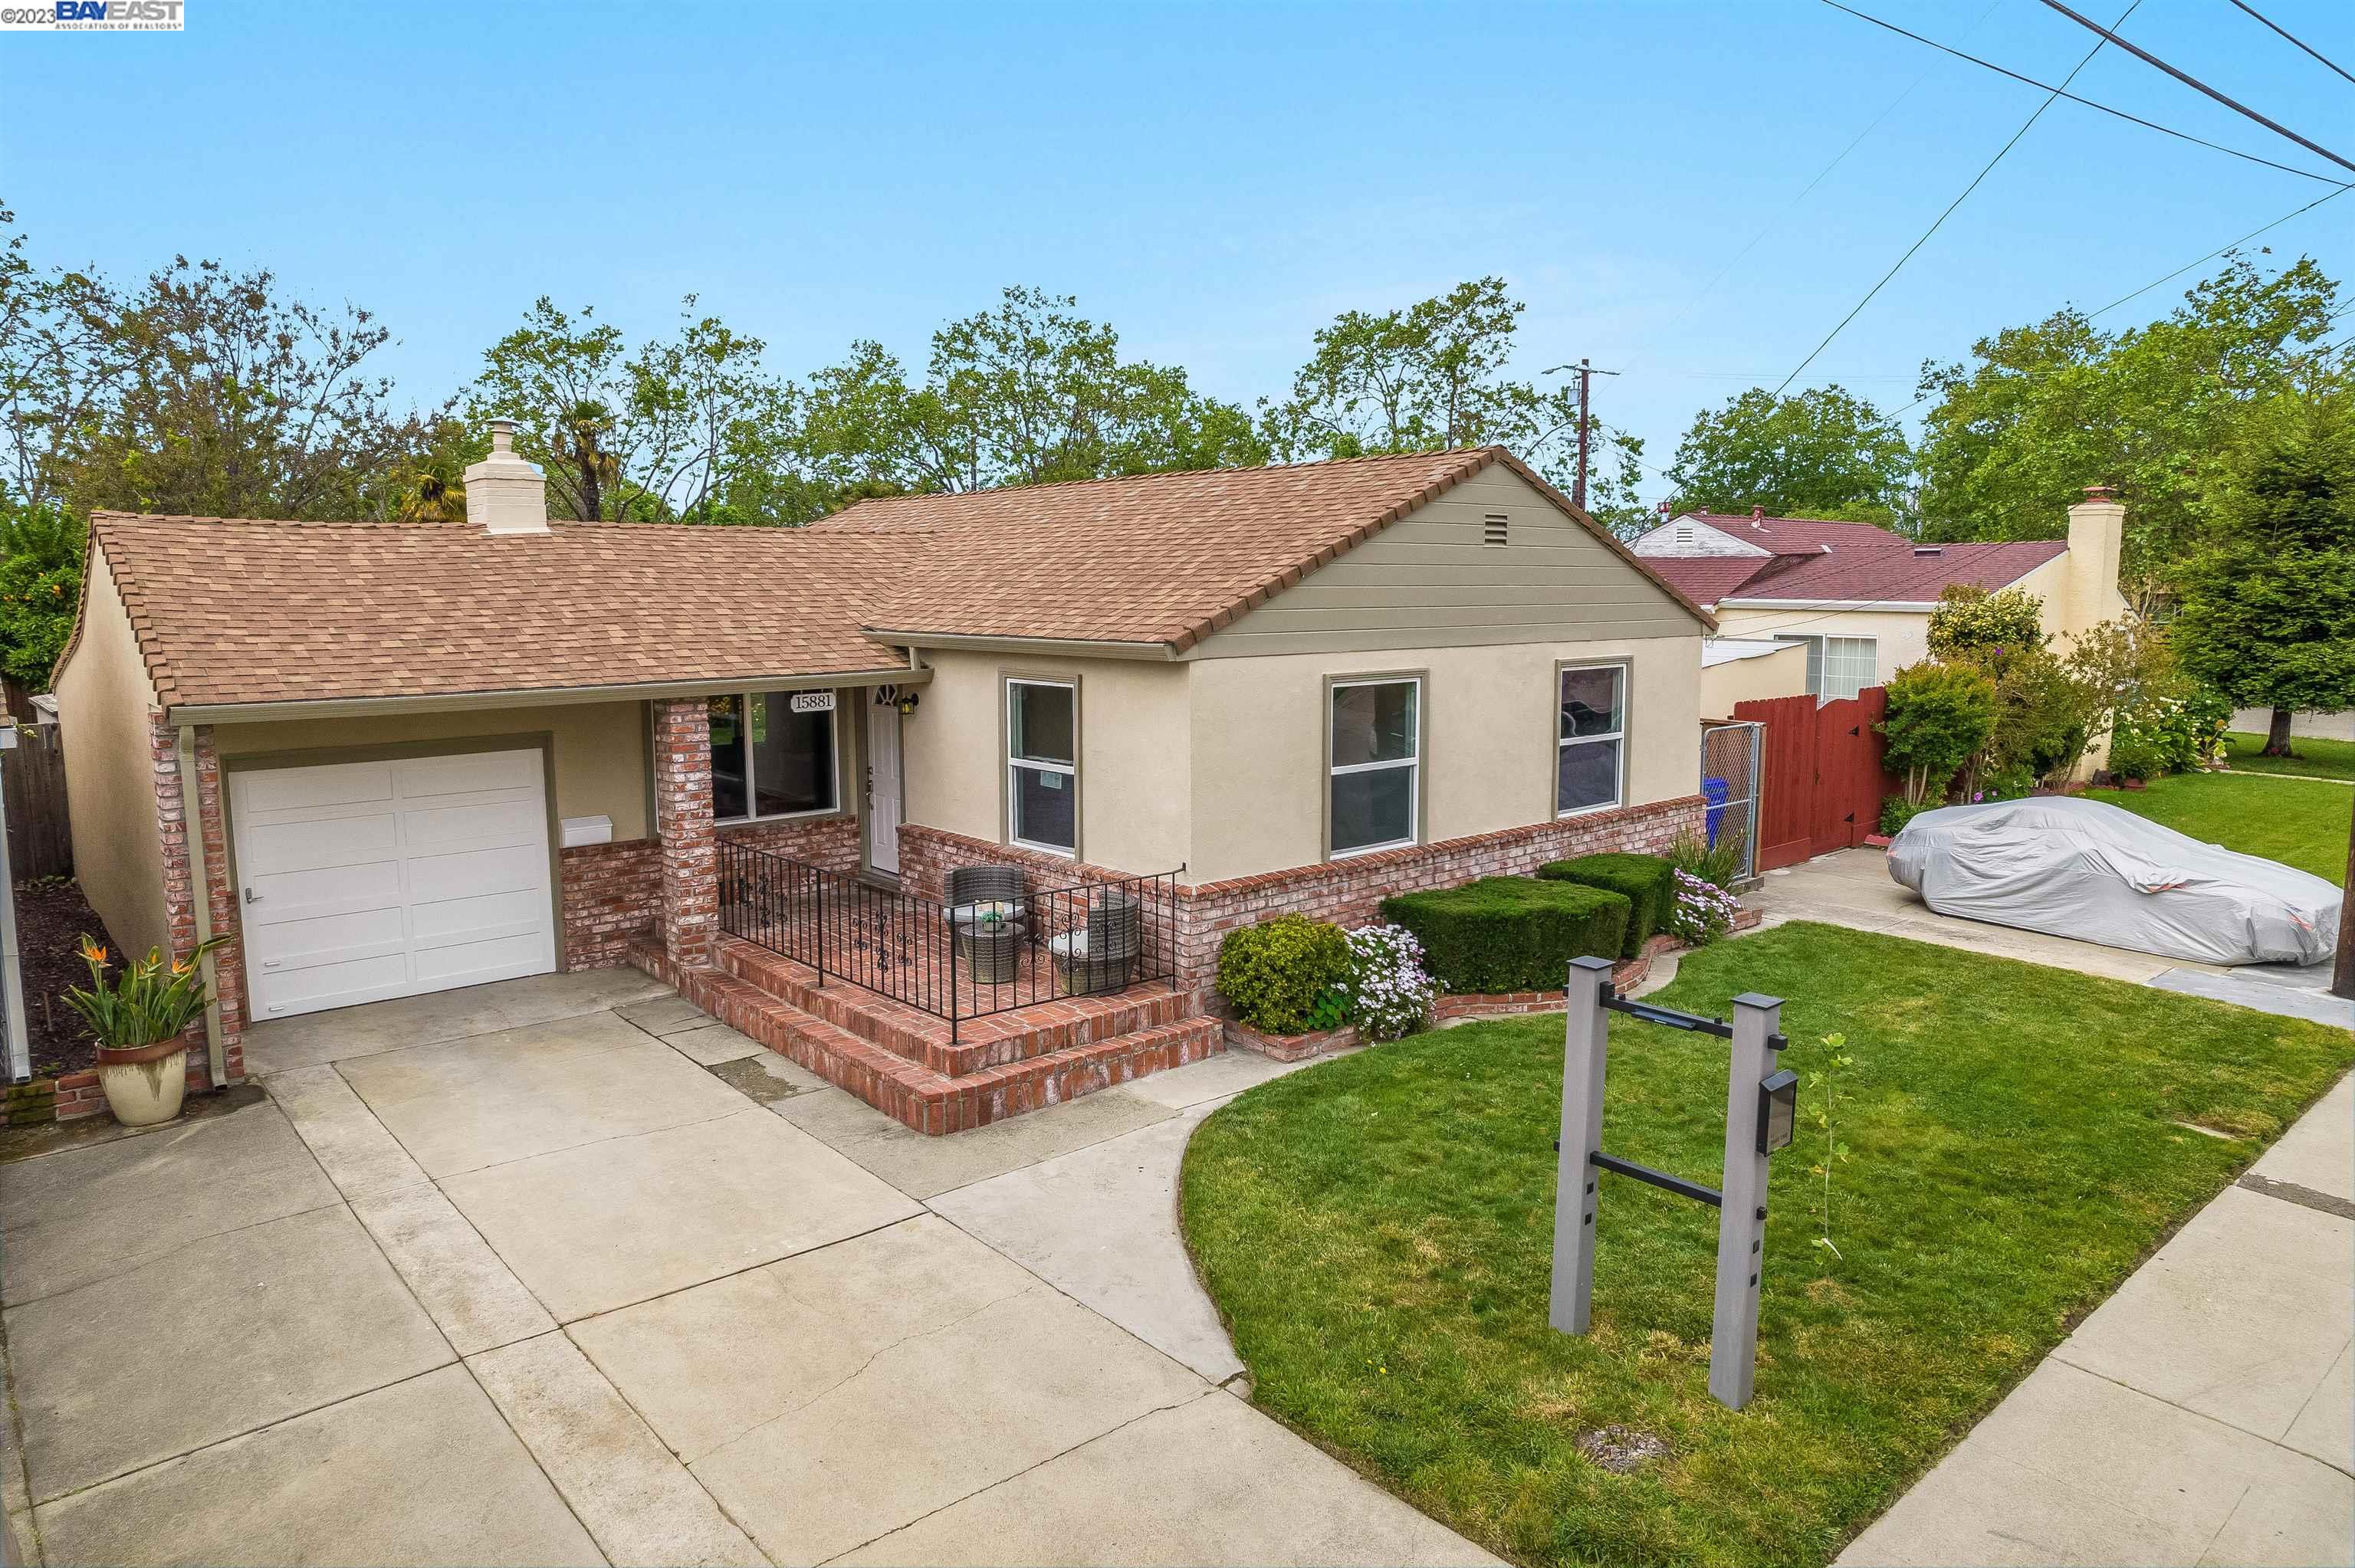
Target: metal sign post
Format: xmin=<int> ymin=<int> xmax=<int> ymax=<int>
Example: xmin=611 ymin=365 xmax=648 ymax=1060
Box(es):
xmin=1550 ymin=956 xmax=1794 ymax=1411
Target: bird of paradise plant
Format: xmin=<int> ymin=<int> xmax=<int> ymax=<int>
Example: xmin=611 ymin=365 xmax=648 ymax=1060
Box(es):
xmin=62 ymin=934 xmax=226 ymax=1048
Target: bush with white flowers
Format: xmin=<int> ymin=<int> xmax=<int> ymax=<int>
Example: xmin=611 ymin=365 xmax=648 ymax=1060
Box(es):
xmin=1345 ymin=923 xmax=1440 ymax=1041
xmin=1664 ymin=869 xmax=1742 ymax=946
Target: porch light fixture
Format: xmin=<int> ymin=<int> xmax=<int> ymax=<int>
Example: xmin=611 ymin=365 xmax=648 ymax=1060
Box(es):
xmin=875 ymin=684 xmax=921 ymax=717
xmin=1757 ymin=1069 xmax=1798 ymax=1156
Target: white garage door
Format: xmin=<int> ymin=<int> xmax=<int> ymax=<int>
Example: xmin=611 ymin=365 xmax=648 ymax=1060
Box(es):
xmin=232 ymin=749 xmax=558 ymax=1021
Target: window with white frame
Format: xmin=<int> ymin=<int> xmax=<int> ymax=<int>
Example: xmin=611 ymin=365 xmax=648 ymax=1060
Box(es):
xmin=1798 ymin=635 xmax=1879 ymax=701
xmin=1557 ymin=663 xmax=1627 ymax=815
xmin=708 ymin=691 xmax=838 ymax=822
xmin=1007 ymin=678 xmax=1077 ymax=854
xmin=1329 ymin=677 xmax=1420 ymax=856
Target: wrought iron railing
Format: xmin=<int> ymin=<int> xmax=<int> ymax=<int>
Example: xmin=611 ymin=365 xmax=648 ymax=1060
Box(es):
xmin=717 ymin=841 xmax=1180 ymax=1042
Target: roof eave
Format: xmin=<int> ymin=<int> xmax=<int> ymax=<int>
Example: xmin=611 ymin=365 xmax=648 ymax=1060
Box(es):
xmin=865 ymin=629 xmax=1181 ymax=661
xmin=165 ymin=664 xmax=934 ymax=727
xmin=1718 ymin=597 xmax=1942 ymax=612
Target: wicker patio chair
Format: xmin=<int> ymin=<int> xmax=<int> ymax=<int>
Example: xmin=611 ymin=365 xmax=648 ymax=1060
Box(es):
xmin=1049 ymin=891 xmax=1141 ymax=996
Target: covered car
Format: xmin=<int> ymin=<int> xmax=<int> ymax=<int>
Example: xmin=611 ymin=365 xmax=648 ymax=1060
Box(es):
xmin=1887 ymin=796 xmax=2340 ymax=966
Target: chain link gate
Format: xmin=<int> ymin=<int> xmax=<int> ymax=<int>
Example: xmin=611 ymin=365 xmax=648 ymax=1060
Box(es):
xmin=1700 ymin=720 xmax=1762 ymax=883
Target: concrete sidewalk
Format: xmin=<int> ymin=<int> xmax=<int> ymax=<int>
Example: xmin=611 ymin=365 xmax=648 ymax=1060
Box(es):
xmin=1838 ymin=1073 xmax=2355 ymax=1567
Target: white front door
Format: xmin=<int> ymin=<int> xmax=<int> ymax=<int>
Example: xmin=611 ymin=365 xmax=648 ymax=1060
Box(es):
xmin=866 ymin=700 xmax=903 ymax=875
xmin=232 ymin=748 xmax=557 ymax=1021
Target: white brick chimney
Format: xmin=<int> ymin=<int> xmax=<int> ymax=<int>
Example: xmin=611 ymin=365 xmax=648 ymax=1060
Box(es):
xmin=2064 ymin=483 xmax=2126 ymax=628
xmin=465 ymin=418 xmax=549 ymax=535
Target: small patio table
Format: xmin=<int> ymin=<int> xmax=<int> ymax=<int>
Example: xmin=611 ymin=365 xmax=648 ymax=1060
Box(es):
xmin=949 ymin=900 xmax=1023 ymax=985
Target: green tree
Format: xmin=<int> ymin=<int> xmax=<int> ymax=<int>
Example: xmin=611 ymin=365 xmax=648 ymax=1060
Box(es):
xmin=2172 ymin=378 xmax=2355 ymax=755
xmin=1266 ymin=277 xmax=1650 ymax=534
xmin=0 ymin=497 xmax=84 ymax=689
xmin=1665 ymin=385 xmax=1913 ymax=524
xmin=1878 ymin=661 xmax=1996 ymax=805
xmin=1917 ymin=253 xmax=2336 ymax=602
xmin=1926 ymin=584 xmax=2045 ymax=665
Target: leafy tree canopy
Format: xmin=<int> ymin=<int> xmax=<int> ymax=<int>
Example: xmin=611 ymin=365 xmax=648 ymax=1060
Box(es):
xmin=0 ymin=496 xmax=83 ymax=690
xmin=1666 ymin=385 xmax=1913 ymax=526
xmin=1266 ymin=277 xmax=1652 ymax=536
xmin=2171 ymin=374 xmax=2355 ymax=753
xmin=1916 ymin=252 xmax=2337 ymax=600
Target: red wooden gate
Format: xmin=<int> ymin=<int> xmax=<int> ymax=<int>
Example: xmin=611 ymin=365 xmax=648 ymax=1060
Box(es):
xmin=1733 ymin=687 xmax=1894 ymax=871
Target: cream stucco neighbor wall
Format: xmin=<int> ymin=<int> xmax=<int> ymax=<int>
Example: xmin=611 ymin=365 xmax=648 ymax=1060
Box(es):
xmin=53 ymin=552 xmax=172 ymax=961
xmin=1707 ymin=607 xmax=1933 ymax=691
xmin=1184 ymin=635 xmax=1701 ymax=884
xmin=1700 ymin=642 xmax=1810 ymax=717
xmin=898 ymin=650 xmax=1191 ymax=876
xmin=211 ymin=702 xmax=651 ymax=840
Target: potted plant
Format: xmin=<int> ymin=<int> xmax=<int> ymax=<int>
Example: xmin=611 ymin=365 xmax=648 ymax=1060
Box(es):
xmin=63 ymin=934 xmax=223 ymax=1127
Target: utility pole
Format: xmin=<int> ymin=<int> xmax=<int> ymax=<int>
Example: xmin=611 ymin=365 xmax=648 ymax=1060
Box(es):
xmin=1545 ymin=360 xmax=1621 ymax=514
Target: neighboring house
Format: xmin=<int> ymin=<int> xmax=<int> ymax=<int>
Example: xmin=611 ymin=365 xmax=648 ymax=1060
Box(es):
xmin=54 ymin=428 xmax=1714 ymax=1128
xmin=1637 ymin=494 xmax=2128 ymax=710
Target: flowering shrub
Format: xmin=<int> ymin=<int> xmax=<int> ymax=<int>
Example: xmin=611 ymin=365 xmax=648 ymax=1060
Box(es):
xmin=1344 ymin=924 xmax=1440 ymax=1041
xmin=63 ymin=933 xmax=225 ymax=1048
xmin=1663 ymin=871 xmax=1742 ymax=946
xmin=2107 ymin=684 xmax=2231 ymax=776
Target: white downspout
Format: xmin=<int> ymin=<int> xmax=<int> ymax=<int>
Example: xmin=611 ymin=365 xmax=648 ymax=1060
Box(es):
xmin=174 ymin=727 xmax=227 ymax=1089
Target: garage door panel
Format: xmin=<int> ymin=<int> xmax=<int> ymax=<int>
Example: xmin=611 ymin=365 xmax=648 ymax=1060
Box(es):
xmin=401 ymin=796 xmax=545 ymax=852
xmin=239 ymin=815 xmax=400 ymax=877
xmin=236 ymin=747 xmax=557 ymax=1022
xmin=412 ymin=930 xmax=554 ymax=988
xmin=396 ymin=750 xmax=540 ymax=799
xmin=406 ymin=842 xmax=547 ymax=905
xmin=409 ymin=886 xmax=550 ymax=946
xmin=245 ymin=858 xmax=404 ymax=924
xmin=236 ymin=762 xmax=396 ymax=814
xmin=252 ymin=953 xmax=415 ymax=1019
xmin=245 ymin=907 xmax=409 ymax=973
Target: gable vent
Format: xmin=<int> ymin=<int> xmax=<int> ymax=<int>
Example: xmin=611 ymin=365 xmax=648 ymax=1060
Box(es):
xmin=1483 ymin=513 xmax=1509 ymax=547
xmin=1913 ymin=546 xmax=1943 ymax=556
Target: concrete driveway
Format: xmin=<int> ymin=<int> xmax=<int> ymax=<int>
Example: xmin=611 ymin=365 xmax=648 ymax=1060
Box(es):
xmin=1 ymin=972 xmax=1496 ymax=1568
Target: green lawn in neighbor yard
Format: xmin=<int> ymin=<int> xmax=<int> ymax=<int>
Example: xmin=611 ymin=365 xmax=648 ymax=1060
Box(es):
xmin=1180 ymin=921 xmax=2353 ymax=1568
xmin=2084 ymin=769 xmax=2349 ymax=881
xmin=2221 ymin=729 xmax=2355 ymax=782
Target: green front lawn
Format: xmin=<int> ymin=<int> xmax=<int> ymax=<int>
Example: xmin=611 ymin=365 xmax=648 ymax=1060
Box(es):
xmin=1181 ymin=922 xmax=2352 ymax=1568
xmin=2085 ymin=770 xmax=2349 ymax=881
xmin=2222 ymin=729 xmax=2355 ymax=782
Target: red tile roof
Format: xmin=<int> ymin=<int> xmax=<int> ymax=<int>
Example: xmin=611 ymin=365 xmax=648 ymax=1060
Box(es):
xmin=1720 ymin=540 xmax=2068 ymax=605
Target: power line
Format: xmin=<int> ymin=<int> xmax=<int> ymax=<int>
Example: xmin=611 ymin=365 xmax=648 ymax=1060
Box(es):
xmin=1821 ymin=0 xmax=2349 ymax=186
xmin=2038 ymin=0 xmax=2355 ymax=175
xmin=2087 ymin=184 xmax=2350 ymax=318
xmin=1771 ymin=2 xmax=2137 ymax=398
xmin=2226 ymin=0 xmax=2355 ymax=90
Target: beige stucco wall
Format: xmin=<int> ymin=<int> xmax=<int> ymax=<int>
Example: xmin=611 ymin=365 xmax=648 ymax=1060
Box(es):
xmin=898 ymin=650 xmax=1191 ymax=874
xmin=1184 ymin=635 xmax=1703 ymax=884
xmin=1708 ymin=607 xmax=1932 ymax=689
xmin=1700 ymin=643 xmax=1810 ymax=717
xmin=53 ymin=550 xmax=172 ymax=961
xmin=211 ymin=702 xmax=652 ymax=841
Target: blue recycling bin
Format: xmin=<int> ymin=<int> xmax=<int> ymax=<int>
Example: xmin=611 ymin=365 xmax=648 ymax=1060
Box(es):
xmin=1703 ymin=776 xmax=1731 ymax=847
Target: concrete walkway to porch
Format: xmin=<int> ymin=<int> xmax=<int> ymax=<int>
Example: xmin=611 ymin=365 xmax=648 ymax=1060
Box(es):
xmin=0 ymin=971 xmax=1493 ymax=1568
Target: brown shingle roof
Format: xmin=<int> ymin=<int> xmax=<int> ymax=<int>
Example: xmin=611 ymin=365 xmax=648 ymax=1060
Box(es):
xmin=1677 ymin=511 xmax=1907 ymax=551
xmin=830 ymin=448 xmax=1710 ymax=649
xmin=90 ymin=514 xmax=918 ymax=710
xmin=1640 ymin=555 xmax=1776 ymax=610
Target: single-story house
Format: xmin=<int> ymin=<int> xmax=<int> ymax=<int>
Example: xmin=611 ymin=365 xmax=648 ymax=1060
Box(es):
xmin=1634 ymin=496 xmax=2127 ymax=713
xmin=54 ymin=428 xmax=1716 ymax=1129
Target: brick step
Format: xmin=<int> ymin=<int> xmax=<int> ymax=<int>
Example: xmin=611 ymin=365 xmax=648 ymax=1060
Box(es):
xmin=711 ymin=934 xmax=1197 ymax=1079
xmin=632 ymin=942 xmax=1224 ymax=1135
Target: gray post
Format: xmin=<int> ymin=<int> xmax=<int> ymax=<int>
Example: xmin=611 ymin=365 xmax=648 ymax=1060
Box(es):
xmin=1709 ymin=990 xmax=1784 ymax=1409
xmin=1549 ymin=955 xmax=1616 ymax=1334
xmin=0 ymin=723 xmax=28 ymax=1084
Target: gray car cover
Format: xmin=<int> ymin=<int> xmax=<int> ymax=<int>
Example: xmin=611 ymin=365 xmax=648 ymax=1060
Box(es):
xmin=1886 ymin=796 xmax=2340 ymax=967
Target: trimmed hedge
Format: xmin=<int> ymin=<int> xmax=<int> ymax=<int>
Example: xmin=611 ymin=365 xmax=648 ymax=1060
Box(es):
xmin=1216 ymin=914 xmax=1352 ymax=1035
xmin=1538 ymin=852 xmax=1674 ymax=958
xmin=1379 ymin=877 xmax=1631 ymax=994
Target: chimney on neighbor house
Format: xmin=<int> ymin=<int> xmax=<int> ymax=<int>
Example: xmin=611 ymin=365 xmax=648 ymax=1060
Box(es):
xmin=1750 ymin=505 xmax=1765 ymax=528
xmin=2066 ymin=483 xmax=2126 ymax=628
xmin=465 ymin=418 xmax=550 ymax=536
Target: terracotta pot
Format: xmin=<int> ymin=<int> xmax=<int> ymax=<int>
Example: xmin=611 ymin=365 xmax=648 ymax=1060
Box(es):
xmin=93 ymin=1038 xmax=188 ymax=1127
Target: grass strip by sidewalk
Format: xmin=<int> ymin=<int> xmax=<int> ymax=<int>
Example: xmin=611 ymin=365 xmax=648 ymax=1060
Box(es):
xmin=2221 ymin=730 xmax=2355 ymax=782
xmin=1181 ymin=921 xmax=2352 ymax=1568
xmin=2085 ymin=770 xmax=2349 ymax=881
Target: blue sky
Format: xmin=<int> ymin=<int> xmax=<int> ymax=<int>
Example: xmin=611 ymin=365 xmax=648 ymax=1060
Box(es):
xmin=5 ymin=1 xmax=2349 ymax=500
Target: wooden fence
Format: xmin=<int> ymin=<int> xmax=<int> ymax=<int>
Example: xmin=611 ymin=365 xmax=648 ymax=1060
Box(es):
xmin=1732 ymin=687 xmax=1897 ymax=871
xmin=5 ymin=726 xmax=71 ymax=881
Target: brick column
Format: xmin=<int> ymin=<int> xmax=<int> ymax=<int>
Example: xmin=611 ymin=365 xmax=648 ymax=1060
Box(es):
xmin=150 ymin=715 xmax=241 ymax=1087
xmin=652 ymin=698 xmax=718 ymax=969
